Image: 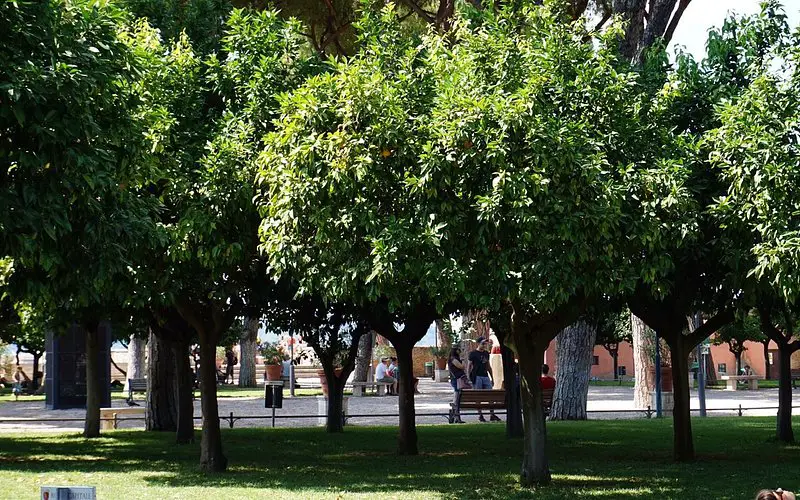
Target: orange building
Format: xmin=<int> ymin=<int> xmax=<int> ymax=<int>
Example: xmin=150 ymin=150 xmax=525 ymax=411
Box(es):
xmin=545 ymin=339 xmax=800 ymax=381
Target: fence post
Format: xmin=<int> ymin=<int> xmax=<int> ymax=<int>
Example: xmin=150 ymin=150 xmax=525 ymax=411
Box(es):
xmin=645 ymin=405 xmax=653 ymax=419
xmin=738 ymin=404 xmax=742 ymax=417
xmin=229 ymin=411 xmax=235 ymax=428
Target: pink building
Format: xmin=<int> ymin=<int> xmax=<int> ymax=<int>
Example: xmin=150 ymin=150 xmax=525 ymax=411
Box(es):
xmin=544 ymin=338 xmax=800 ymax=380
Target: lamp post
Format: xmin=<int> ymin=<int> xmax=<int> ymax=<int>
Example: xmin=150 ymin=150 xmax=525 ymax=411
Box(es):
xmin=698 ymin=340 xmax=708 ymax=417
xmin=609 ymin=342 xmax=619 ymax=380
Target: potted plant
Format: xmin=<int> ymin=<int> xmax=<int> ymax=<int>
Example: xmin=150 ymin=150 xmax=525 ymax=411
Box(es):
xmin=430 ymin=346 xmax=450 ymax=370
xmin=259 ymin=341 xmax=286 ymax=381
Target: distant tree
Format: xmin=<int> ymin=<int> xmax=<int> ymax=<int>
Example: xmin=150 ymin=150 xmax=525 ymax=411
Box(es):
xmin=595 ymin=309 xmax=632 ymax=381
xmin=712 ymin=315 xmax=764 ymax=374
xmin=0 ymin=303 xmax=46 ymax=390
xmin=267 ymin=296 xmax=369 ymax=432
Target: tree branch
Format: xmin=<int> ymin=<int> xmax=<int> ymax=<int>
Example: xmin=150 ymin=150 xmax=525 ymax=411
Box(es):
xmin=663 ymin=0 xmax=691 ymax=44
xmin=394 ymin=0 xmax=434 ymax=24
xmin=685 ymin=308 xmax=734 ymax=349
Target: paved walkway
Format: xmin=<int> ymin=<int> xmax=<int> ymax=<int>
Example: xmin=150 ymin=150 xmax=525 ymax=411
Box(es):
xmin=0 ymin=379 xmax=792 ymax=433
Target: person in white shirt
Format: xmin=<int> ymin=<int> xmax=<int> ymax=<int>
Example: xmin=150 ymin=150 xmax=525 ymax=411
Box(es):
xmin=375 ymin=357 xmax=396 ymax=395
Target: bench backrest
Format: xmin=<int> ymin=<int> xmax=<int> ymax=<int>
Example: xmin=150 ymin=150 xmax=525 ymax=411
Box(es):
xmin=289 ymin=366 xmax=322 ymax=377
xmin=128 ymin=379 xmax=147 ymax=391
xmin=458 ymin=389 xmax=505 ymax=405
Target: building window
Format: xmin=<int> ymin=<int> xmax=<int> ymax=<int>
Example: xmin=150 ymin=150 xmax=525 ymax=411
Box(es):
xmin=592 ymin=355 xmax=599 ymax=366
xmin=618 ymin=366 xmax=627 ymax=376
xmin=718 ymin=363 xmax=727 ymax=374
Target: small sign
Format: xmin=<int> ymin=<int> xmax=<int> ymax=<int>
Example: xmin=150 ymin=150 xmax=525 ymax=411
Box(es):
xmin=41 ymin=486 xmax=96 ymax=500
xmin=265 ymin=383 xmax=283 ymax=409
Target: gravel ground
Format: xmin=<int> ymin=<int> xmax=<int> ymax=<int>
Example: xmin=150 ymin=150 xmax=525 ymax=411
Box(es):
xmin=0 ymin=379 xmax=791 ymax=433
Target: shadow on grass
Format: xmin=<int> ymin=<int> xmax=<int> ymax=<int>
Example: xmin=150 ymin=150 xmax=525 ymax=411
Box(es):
xmin=0 ymin=417 xmax=798 ymax=498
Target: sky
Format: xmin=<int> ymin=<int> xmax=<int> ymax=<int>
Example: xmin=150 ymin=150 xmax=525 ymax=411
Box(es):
xmin=669 ymin=0 xmax=800 ymax=59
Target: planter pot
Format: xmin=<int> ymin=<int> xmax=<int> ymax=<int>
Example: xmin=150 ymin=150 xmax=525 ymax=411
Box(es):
xmin=318 ymin=368 xmax=344 ymax=397
xmin=435 ymin=358 xmax=447 ymax=370
xmin=648 ymin=366 xmax=673 ymax=391
xmin=265 ymin=364 xmax=282 ymax=381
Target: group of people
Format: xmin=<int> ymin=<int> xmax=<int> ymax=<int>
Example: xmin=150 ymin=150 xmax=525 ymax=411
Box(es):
xmin=375 ymin=356 xmax=420 ymax=395
xmin=447 ymin=337 xmax=558 ymax=423
xmin=448 ymin=336 xmax=502 ymax=423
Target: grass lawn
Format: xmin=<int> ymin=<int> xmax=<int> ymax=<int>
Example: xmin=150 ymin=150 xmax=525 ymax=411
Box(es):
xmin=0 ymin=418 xmax=798 ymax=499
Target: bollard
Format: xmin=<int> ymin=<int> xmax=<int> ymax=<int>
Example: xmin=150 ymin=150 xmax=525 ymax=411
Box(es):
xmin=738 ymin=404 xmax=742 ymax=417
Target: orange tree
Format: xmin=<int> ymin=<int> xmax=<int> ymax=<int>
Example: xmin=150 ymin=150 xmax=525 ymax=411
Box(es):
xmin=258 ymin=4 xmax=677 ymax=485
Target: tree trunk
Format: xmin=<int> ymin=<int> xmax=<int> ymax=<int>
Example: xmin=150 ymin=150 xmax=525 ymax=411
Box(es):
xmin=435 ymin=319 xmax=451 ymax=348
xmin=763 ymin=341 xmax=771 ymax=380
xmin=31 ymin=352 xmax=41 ymax=390
xmin=549 ymin=320 xmax=596 ymax=420
xmin=776 ymin=345 xmax=795 ymax=443
xmin=124 ymin=335 xmax=146 ymax=394
xmin=198 ymin=327 xmax=227 ymax=472
xmin=238 ymin=317 xmax=259 ymax=388
xmin=667 ymin=334 xmax=694 ymax=462
xmin=324 ymin=366 xmax=348 ymax=433
xmin=705 ymin=347 xmax=717 ymax=384
xmin=631 ymin=313 xmax=655 ymax=409
xmin=393 ymin=339 xmax=418 ymax=455
xmin=501 ymin=343 xmax=523 ymax=438
xmin=353 ymin=332 xmax=375 ymax=383
xmin=515 ymin=337 xmax=550 ymax=486
xmin=84 ymin=323 xmax=101 ymax=438
xmin=734 ymin=351 xmax=742 ymax=374
xmin=146 ymin=330 xmax=178 ymax=431
xmin=172 ymin=340 xmax=195 ymax=444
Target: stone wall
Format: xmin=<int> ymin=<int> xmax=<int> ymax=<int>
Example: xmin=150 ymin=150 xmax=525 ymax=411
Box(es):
xmin=411 ymin=347 xmax=436 ymax=377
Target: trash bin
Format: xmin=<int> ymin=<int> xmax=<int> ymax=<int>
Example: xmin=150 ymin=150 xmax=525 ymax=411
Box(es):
xmin=424 ymin=362 xmax=434 ymax=378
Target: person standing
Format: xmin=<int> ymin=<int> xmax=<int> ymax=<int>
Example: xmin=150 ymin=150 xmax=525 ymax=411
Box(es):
xmin=448 ymin=346 xmax=469 ymax=423
xmin=469 ymin=337 xmax=500 ymax=422
xmin=224 ymin=347 xmax=237 ymax=384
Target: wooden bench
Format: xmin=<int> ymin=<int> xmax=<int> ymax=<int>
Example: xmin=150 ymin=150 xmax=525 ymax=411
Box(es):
xmin=449 ymin=389 xmax=505 ymax=423
xmin=350 ymin=381 xmax=393 ymax=397
xmin=720 ymin=375 xmax=759 ymax=391
xmin=100 ymin=406 xmax=146 ymax=430
xmin=126 ymin=378 xmax=147 ymax=403
xmin=448 ymin=387 xmax=554 ymax=423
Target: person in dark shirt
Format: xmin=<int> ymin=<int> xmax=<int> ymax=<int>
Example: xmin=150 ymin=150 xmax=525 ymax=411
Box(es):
xmin=468 ymin=337 xmax=500 ymax=422
xmin=224 ymin=347 xmax=237 ymax=384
